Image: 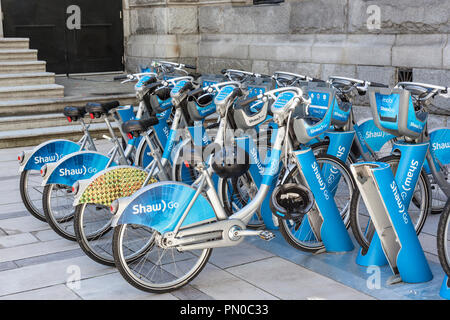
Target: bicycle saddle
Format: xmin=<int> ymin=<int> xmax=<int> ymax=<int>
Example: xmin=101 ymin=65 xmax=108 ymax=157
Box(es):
xmin=63 ymin=106 xmax=86 ymax=121
xmin=122 ymin=117 xmax=159 ymax=137
xmin=85 ymin=101 xmax=120 ymax=118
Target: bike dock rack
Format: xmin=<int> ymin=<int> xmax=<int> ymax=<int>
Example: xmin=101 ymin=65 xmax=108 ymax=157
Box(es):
xmin=294 ymin=148 xmax=354 ymax=253
xmin=441 ymin=275 xmax=450 ymax=299
xmin=351 ymin=161 xmax=433 ymax=284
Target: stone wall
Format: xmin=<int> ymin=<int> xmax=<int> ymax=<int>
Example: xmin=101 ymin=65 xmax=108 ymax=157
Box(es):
xmin=123 ymin=0 xmax=450 ymax=123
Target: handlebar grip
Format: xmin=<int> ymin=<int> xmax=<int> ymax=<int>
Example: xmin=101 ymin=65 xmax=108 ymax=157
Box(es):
xmin=369 ymin=82 xmax=389 ymax=88
xmin=230 ymin=87 xmax=244 ymax=100
xmin=143 ymin=76 xmax=157 ymax=86
xmin=220 ymin=69 xmax=227 ymax=75
xmin=114 ymin=75 xmax=128 ymax=81
xmin=239 ymin=95 xmax=259 ymax=107
xmin=188 ymin=87 xmax=205 ymax=97
xmin=206 ymin=122 xmax=220 ymax=130
xmin=180 ymin=81 xmax=194 ymax=93
xmin=184 ymin=64 xmax=196 ymax=70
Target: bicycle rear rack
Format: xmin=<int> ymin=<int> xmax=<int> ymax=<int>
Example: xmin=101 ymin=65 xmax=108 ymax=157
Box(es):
xmin=351 ymin=161 xmax=432 ymax=284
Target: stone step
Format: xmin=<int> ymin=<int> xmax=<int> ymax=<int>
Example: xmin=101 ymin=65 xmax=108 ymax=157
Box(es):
xmin=0 ymin=72 xmax=55 ymax=87
xmin=0 ymin=94 xmax=137 ymax=116
xmin=0 ymin=122 xmax=121 ymax=148
xmin=0 ymin=84 xmax=64 ymax=101
xmin=0 ymin=61 xmax=47 ymax=74
xmin=0 ymin=113 xmax=90 ymax=131
xmin=0 ymin=38 xmax=29 ymax=49
xmin=0 ymin=49 xmax=38 ymax=62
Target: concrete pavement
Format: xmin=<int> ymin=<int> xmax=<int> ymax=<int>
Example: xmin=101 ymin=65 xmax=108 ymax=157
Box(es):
xmin=0 ymin=142 xmax=444 ymax=300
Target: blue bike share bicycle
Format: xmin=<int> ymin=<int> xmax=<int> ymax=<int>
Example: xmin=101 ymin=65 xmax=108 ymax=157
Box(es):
xmin=108 ymin=80 xmax=360 ymax=292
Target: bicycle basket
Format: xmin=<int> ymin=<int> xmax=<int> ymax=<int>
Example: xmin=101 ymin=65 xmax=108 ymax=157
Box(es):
xmin=233 ymin=98 xmax=269 ymax=130
xmin=187 ymin=92 xmax=217 ymax=121
xmin=148 ymin=86 xmax=173 ymax=113
xmin=331 ymin=98 xmax=352 ymax=128
xmin=368 ymin=87 xmax=427 ymax=138
xmin=186 ymin=74 xmax=225 ymax=121
xmin=292 ymin=87 xmax=336 ymax=144
xmin=232 ymin=78 xmax=273 ymax=130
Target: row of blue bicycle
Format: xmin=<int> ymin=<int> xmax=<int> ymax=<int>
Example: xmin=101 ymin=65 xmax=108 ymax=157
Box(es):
xmin=17 ymin=60 xmax=450 ymax=297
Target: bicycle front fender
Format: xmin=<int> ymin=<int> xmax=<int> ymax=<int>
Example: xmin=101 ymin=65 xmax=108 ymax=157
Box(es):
xmin=19 ymin=139 xmax=80 ymax=173
xmin=111 ymin=181 xmax=216 ymax=233
xmin=73 ymin=166 xmax=153 ymax=207
xmin=355 ymin=118 xmax=395 ymax=152
xmin=42 ymin=151 xmax=115 ymax=187
xmin=429 ymin=127 xmax=450 ymax=166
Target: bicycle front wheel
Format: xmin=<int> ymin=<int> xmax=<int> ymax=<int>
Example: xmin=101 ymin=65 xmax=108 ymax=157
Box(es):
xmin=113 ymin=224 xmax=212 ymax=293
xmin=43 ymin=184 xmax=77 ymax=241
xmin=20 ymin=170 xmax=46 ymax=221
xmin=73 ymin=203 xmax=115 ymax=266
xmin=278 ymin=154 xmax=356 ymax=253
xmin=437 ymin=199 xmax=450 ymax=277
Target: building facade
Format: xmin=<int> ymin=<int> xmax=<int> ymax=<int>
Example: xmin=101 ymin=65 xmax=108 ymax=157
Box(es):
xmin=123 ymin=0 xmax=450 ymax=122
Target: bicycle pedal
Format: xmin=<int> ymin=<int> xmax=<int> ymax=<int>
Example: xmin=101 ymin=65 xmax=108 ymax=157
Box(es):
xmin=259 ymin=230 xmax=275 ymax=241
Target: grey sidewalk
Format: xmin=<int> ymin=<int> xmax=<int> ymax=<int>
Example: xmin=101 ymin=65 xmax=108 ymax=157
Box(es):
xmin=0 ymin=143 xmax=442 ymax=300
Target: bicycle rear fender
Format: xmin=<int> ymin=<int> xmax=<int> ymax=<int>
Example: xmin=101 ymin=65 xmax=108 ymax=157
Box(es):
xmin=42 ymin=151 xmax=115 ymax=187
xmin=73 ymin=166 xmax=153 ymax=207
xmin=19 ymin=139 xmax=80 ymax=173
xmin=111 ymin=181 xmax=216 ymax=233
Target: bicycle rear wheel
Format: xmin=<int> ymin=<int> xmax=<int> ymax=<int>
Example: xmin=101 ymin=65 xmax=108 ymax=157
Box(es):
xmin=20 ymin=170 xmax=46 ymax=221
xmin=219 ymin=173 xmax=265 ymax=229
xmin=113 ymin=224 xmax=212 ymax=293
xmin=437 ymin=200 xmax=450 ymax=277
xmin=43 ymin=183 xmax=77 ymax=241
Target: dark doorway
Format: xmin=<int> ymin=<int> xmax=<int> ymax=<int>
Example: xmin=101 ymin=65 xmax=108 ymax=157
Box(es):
xmin=2 ymin=0 xmax=124 ymax=74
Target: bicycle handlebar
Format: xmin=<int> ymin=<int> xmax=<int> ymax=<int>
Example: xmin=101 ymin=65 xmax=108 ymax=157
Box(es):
xmin=114 ymin=75 xmax=128 ymax=81
xmin=368 ymin=82 xmax=389 ymax=88
xmin=238 ymin=95 xmax=259 ymax=107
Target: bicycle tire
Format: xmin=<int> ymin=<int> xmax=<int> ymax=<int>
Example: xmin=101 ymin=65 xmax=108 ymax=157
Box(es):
xmin=43 ymin=184 xmax=77 ymax=241
xmin=437 ymin=199 xmax=450 ymax=277
xmin=20 ymin=170 xmax=47 ymax=222
xmin=112 ymin=224 xmax=212 ymax=293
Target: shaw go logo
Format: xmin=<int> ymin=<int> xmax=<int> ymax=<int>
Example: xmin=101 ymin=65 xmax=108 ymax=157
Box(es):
xmin=59 ymin=165 xmax=97 ymax=176
xmin=34 ymin=153 xmax=62 ymax=165
xmin=132 ymin=200 xmax=179 ymax=215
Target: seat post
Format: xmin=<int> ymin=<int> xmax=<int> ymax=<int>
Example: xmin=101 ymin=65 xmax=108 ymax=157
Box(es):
xmin=104 ymin=115 xmax=128 ymax=164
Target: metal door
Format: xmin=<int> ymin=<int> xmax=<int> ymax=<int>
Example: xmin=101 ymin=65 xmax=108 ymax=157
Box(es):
xmin=2 ymin=0 xmax=124 ymax=74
